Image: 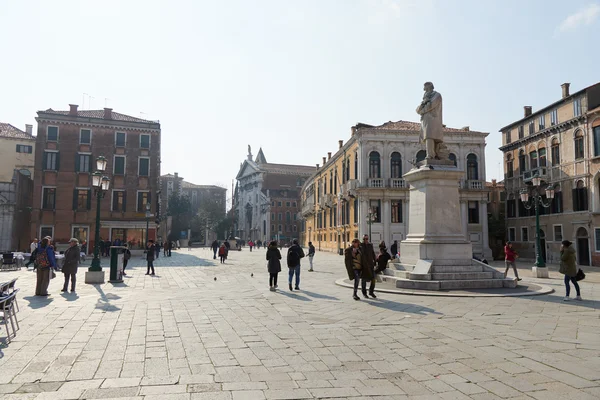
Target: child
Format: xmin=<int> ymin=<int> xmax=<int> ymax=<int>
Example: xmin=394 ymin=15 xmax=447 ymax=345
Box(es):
xmin=218 ymin=244 xmax=227 ymax=264
xmin=266 ymin=240 xmax=282 ymax=291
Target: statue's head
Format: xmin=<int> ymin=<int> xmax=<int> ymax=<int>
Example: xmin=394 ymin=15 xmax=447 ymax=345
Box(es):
xmin=423 ymin=82 xmax=434 ymax=92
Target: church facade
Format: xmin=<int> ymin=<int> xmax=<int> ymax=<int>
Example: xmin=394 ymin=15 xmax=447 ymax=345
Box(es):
xmin=233 ymin=147 xmax=314 ymax=244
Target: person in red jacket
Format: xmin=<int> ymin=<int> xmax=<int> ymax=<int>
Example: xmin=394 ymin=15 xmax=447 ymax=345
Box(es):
xmin=504 ymin=241 xmax=521 ymax=281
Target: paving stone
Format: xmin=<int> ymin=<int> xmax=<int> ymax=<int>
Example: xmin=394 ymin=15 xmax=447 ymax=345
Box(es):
xmin=81 ymin=386 xmax=140 ymax=398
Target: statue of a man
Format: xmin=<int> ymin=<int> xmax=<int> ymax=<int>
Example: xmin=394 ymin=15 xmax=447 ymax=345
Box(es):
xmin=416 ymin=82 xmax=444 ymax=160
xmin=248 ymin=144 xmax=252 ymax=155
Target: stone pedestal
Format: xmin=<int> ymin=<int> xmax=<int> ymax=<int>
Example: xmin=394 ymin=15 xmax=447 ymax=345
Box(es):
xmin=532 ymin=266 xmax=549 ymax=278
xmin=85 ymin=270 xmax=105 ymax=284
xmin=400 ymin=166 xmax=472 ymax=266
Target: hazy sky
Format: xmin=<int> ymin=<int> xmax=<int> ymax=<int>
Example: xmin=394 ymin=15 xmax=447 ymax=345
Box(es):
xmin=2 ymin=0 xmax=599 ymax=197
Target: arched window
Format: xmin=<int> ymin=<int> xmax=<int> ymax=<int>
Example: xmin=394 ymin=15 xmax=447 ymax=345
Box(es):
xmin=594 ymin=123 xmax=600 ymax=157
xmin=529 ymin=150 xmax=538 ymax=169
xmin=506 ymin=154 xmax=513 ymax=178
xmin=575 ymin=130 xmax=584 ymax=159
xmin=519 ymin=150 xmax=527 ymax=174
xmin=573 ymin=179 xmax=588 ymax=211
xmin=449 ymin=153 xmax=457 ymax=167
xmin=539 ymin=147 xmax=547 ymax=167
xmin=551 ymin=138 xmax=560 ymax=166
xmin=369 ymin=151 xmax=381 ymax=178
xmin=467 ymin=154 xmax=478 ymax=180
xmin=390 ymin=152 xmax=402 ymax=178
xmin=416 ymin=150 xmax=426 ymax=163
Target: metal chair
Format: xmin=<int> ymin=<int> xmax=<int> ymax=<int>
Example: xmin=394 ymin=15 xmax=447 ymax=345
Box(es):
xmin=1 ymin=253 xmax=18 ymax=271
xmin=0 ymin=289 xmax=19 ymax=343
xmin=6 ymin=278 xmax=19 ymax=312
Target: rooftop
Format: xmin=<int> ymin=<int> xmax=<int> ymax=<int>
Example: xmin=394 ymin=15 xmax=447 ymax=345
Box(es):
xmin=38 ymin=109 xmax=158 ymax=124
xmin=181 ymin=181 xmax=226 ymax=190
xmin=0 ymin=123 xmax=35 ymax=140
xmin=260 ymin=162 xmax=315 ymax=175
xmin=357 ymin=120 xmax=482 ymax=134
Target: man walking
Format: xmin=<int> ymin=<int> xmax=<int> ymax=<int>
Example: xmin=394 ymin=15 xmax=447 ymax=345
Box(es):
xmin=146 ymin=240 xmax=156 ymax=275
xmin=307 ymin=241 xmax=315 ymax=271
xmin=61 ymin=238 xmax=80 ymax=294
xmin=26 ymin=238 xmax=38 ymax=269
xmin=504 ymin=241 xmax=521 ymax=281
xmin=345 ymin=239 xmax=363 ymax=300
xmin=211 ymin=240 xmax=219 ymax=260
xmin=287 ymin=239 xmax=305 ymax=291
xmin=359 ymin=234 xmax=376 ymax=298
xmin=390 ymin=240 xmax=399 ymax=259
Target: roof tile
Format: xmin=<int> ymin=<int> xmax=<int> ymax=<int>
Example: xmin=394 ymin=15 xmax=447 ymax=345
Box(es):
xmin=0 ymin=122 xmax=35 ymax=140
xmin=38 ymin=109 xmax=158 ymax=124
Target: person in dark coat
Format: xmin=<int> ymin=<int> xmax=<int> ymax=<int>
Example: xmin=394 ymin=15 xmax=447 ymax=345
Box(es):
xmin=99 ymin=237 xmax=105 ymax=258
xmin=286 ymin=239 xmax=305 ymax=291
xmin=344 ymin=239 xmax=363 ymax=301
xmin=266 ymin=240 xmax=282 ymax=291
xmin=35 ymin=237 xmax=56 ymax=296
xmin=62 ymin=238 xmax=80 ymax=293
xmin=104 ymin=239 xmax=112 ymax=256
xmin=218 ymin=244 xmax=227 ymax=263
xmin=359 ymin=234 xmax=376 ymax=298
xmin=122 ymin=245 xmax=131 ymax=276
xmin=154 ymin=241 xmax=161 ymax=258
xmin=146 ymin=240 xmax=156 ymax=275
xmin=211 ymin=240 xmax=219 ymax=259
xmin=560 ymin=240 xmax=581 ymax=301
xmin=390 ymin=240 xmax=398 ymax=259
xmin=375 ymin=244 xmax=391 ymax=275
xmin=167 ymin=240 xmax=173 ymax=257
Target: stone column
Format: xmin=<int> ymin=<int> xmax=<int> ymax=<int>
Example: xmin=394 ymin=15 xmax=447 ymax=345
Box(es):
xmin=383 ymin=199 xmax=391 ymax=244
xmin=403 ymin=198 xmax=410 ymax=240
xmin=481 ymin=200 xmax=492 ymax=259
xmin=460 ymin=200 xmax=468 ymax=240
xmin=358 ymin=198 xmax=369 ymax=237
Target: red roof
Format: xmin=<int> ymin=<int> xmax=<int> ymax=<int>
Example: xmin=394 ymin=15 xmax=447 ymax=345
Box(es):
xmin=38 ymin=109 xmax=158 ymax=124
xmin=0 ymin=122 xmax=35 ymax=140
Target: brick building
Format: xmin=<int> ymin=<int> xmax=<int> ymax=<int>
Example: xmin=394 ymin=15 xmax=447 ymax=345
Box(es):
xmin=234 ymin=147 xmax=313 ymax=244
xmin=32 ymin=105 xmax=161 ymax=253
xmin=500 ymin=82 xmax=600 ymax=266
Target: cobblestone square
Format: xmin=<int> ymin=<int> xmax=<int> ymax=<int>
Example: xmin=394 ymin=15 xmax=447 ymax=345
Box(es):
xmin=1 ymin=249 xmax=599 ymax=399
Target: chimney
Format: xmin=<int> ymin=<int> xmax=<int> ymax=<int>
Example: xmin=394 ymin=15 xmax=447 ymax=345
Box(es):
xmin=322 ymin=157 xmax=327 ymax=165
xmin=104 ymin=107 xmax=113 ymax=119
xmin=351 ymin=126 xmax=357 ymax=136
xmin=316 ymin=164 xmax=319 ymax=170
xmin=561 ymin=82 xmax=570 ymax=99
xmin=461 ymin=126 xmax=470 ymax=131
xmin=524 ymin=106 xmax=532 ymax=117
xmin=327 ymin=152 xmax=332 ymax=161
xmin=25 ymin=124 xmax=33 ymax=135
xmin=338 ymin=140 xmax=343 ymax=149
xmin=69 ymin=104 xmax=78 ymax=116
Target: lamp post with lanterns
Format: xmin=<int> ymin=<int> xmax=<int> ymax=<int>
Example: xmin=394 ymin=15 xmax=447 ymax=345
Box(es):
xmin=89 ymin=156 xmax=110 ymax=272
xmin=366 ymin=207 xmax=377 ymax=240
xmin=519 ymin=174 xmax=554 ymax=275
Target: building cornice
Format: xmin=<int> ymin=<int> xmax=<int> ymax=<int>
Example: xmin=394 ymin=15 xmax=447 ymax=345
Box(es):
xmin=499 ymin=116 xmax=585 ymax=152
xmin=35 ymin=114 xmax=161 ymax=133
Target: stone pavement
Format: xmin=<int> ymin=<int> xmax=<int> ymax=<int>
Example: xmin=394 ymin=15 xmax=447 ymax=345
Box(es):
xmin=0 ymin=247 xmax=599 ymax=399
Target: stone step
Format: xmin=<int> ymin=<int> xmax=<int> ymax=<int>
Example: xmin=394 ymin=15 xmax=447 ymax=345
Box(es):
xmin=384 ymin=269 xmax=410 ymax=278
xmin=390 ymin=263 xmax=414 ymax=271
xmin=439 ymin=279 xmax=504 ymax=290
xmin=431 ymin=265 xmax=482 ymax=273
xmin=431 ymin=272 xmax=494 ymax=280
xmin=395 ymin=279 xmax=440 ymax=290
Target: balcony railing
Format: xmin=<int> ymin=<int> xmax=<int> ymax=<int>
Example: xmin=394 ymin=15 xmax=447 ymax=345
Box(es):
xmin=523 ymin=166 xmax=548 ymax=181
xmin=460 ymin=179 xmax=484 ymax=190
xmin=389 ymin=178 xmax=407 ymax=189
xmin=368 ymin=178 xmax=385 ymax=188
xmin=301 ymin=197 xmax=315 ymax=216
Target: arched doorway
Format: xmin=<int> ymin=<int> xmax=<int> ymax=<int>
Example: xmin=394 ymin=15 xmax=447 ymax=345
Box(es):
xmin=539 ymin=229 xmax=546 ymax=263
xmin=576 ymin=227 xmax=590 ymax=266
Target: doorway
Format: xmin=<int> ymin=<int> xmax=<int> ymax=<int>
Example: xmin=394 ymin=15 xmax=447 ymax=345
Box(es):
xmin=539 ymin=229 xmax=546 ymax=263
xmin=576 ymin=227 xmax=590 ymax=266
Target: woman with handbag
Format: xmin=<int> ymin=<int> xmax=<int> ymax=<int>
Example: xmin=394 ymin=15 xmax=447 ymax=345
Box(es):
xmin=559 ymin=240 xmax=582 ymax=301
xmin=35 ymin=236 xmax=57 ymax=296
xmin=266 ymin=241 xmax=282 ymax=291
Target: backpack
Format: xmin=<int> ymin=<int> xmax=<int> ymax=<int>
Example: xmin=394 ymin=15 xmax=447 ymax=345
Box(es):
xmin=36 ymin=248 xmax=50 ymax=268
xmin=287 ymin=247 xmax=300 ymax=267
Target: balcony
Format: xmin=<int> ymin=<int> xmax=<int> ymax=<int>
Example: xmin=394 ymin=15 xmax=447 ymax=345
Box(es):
xmin=367 ymin=178 xmax=385 ymax=188
xmin=465 ymin=180 xmax=484 ymax=190
xmin=340 ymin=180 xmax=358 ymax=199
xmin=301 ymin=197 xmax=315 ymax=216
xmin=325 ymin=193 xmax=335 ymax=208
xmin=523 ymin=166 xmax=548 ymax=182
xmin=389 ymin=178 xmax=407 ymax=189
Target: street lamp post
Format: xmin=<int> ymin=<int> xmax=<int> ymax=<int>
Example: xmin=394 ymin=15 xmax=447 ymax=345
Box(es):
xmin=86 ymin=157 xmax=110 ymax=283
xmin=145 ymin=202 xmax=151 ymax=250
xmin=366 ymin=207 xmax=376 ymax=240
xmin=519 ymin=174 xmax=555 ymax=277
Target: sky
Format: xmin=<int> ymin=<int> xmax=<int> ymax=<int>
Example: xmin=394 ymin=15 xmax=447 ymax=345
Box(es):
xmin=2 ymin=0 xmax=600 ymax=198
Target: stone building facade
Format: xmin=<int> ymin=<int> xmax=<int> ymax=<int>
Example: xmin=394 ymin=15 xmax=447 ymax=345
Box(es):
xmin=0 ymin=171 xmax=33 ymax=252
xmin=234 ymin=148 xmax=313 ymax=244
xmin=0 ymin=123 xmax=36 ymax=181
xmin=301 ymin=120 xmax=491 ymax=258
xmin=500 ymin=82 xmax=600 ymax=266
xmin=32 ymin=105 xmax=161 ymax=252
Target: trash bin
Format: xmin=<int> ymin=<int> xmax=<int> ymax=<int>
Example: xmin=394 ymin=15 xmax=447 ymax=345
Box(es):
xmin=109 ymin=246 xmax=127 ymax=283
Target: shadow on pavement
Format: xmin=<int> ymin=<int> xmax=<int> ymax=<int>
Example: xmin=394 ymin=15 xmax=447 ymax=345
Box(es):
xmin=277 ymin=291 xmax=312 ymax=301
xmin=525 ymin=292 xmax=600 ymax=310
xmin=301 ymin=290 xmax=339 ymax=301
xmin=59 ymin=292 xmax=80 ymax=301
xmin=93 ymin=285 xmax=121 ymax=312
xmin=367 ymin=298 xmax=443 ymax=315
xmin=22 ymin=295 xmax=53 ymax=309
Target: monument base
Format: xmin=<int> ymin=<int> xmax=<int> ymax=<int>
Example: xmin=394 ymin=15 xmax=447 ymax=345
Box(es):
xmin=532 ymin=266 xmax=549 ymax=278
xmin=85 ymin=271 xmax=105 ymax=284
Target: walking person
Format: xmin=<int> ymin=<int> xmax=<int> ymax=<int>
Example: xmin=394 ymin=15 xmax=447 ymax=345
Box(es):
xmin=390 ymin=240 xmax=399 ymax=259
xmin=219 ymin=244 xmax=227 ymax=263
xmin=188 ymin=240 xmax=192 ymax=251
xmin=266 ymin=240 xmax=281 ymax=291
xmin=122 ymin=245 xmax=131 ymax=276
xmin=211 ymin=240 xmax=219 ymax=260
xmin=286 ymin=239 xmax=305 ymax=291
xmin=104 ymin=239 xmax=112 ymax=257
xmin=359 ymin=234 xmax=376 ymax=298
xmin=375 ymin=243 xmax=391 ymax=275
xmin=249 ymin=240 xmax=254 ymax=252
xmin=35 ymin=237 xmax=56 ymax=296
xmin=504 ymin=241 xmax=521 ymax=281
xmin=560 ymin=240 xmax=582 ymax=301
xmin=61 ymin=238 xmax=80 ymax=294
xmin=163 ymin=240 xmax=168 ymax=256
xmin=26 ymin=238 xmax=38 ymax=269
xmin=154 ymin=241 xmax=160 ymax=259
xmin=168 ymin=240 xmax=173 ymax=257
xmin=345 ymin=239 xmax=363 ymax=301
xmin=307 ymin=241 xmax=315 ymax=271
xmin=146 ymin=240 xmax=156 ymax=275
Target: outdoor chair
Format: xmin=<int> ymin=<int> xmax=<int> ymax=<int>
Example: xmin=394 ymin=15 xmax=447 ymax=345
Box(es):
xmin=1 ymin=253 xmax=18 ymax=271
xmin=4 ymin=278 xmax=19 ymax=312
xmin=0 ymin=289 xmax=20 ymax=343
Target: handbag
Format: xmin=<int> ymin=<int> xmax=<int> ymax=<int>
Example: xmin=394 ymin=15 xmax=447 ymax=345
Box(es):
xmin=576 ymin=268 xmax=585 ymax=281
